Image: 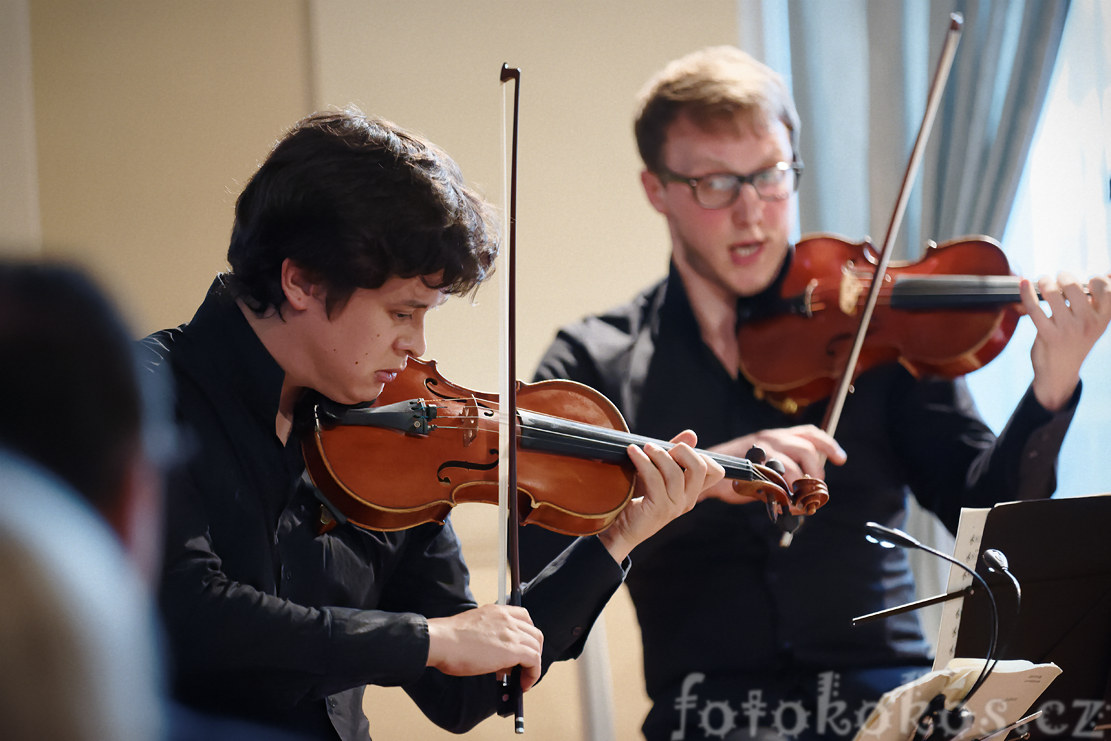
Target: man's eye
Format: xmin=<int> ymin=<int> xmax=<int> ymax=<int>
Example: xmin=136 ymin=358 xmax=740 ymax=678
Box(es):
xmin=754 ymin=168 xmax=782 ymax=186
xmin=703 ymin=174 xmax=738 ymax=192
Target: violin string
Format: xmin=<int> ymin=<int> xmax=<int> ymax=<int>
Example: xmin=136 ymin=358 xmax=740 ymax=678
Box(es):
xmin=400 ymin=403 xmax=769 ymax=483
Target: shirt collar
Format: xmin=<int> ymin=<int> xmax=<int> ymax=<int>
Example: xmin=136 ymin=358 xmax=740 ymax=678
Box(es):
xmin=735 ymin=244 xmax=796 ymax=328
xmin=186 ymin=275 xmax=287 ymax=436
xmin=661 ymin=244 xmax=796 ymax=336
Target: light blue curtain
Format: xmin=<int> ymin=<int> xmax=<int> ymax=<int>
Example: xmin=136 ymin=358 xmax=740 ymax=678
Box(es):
xmin=740 ymin=0 xmax=1069 ymax=252
xmin=965 ymin=0 xmax=1111 ymax=504
xmin=922 ymin=0 xmax=1071 ymax=241
xmin=737 ymin=0 xmax=1073 ymax=647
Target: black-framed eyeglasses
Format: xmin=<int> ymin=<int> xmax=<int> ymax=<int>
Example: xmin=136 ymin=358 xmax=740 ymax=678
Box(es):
xmin=656 ymin=160 xmax=804 ymax=209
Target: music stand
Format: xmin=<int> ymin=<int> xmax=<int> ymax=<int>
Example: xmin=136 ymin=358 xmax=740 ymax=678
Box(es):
xmin=938 ymin=494 xmax=1111 ymax=740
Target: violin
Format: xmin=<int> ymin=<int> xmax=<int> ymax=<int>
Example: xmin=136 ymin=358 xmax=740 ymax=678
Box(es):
xmin=302 ymin=358 xmax=829 ymax=535
xmin=737 ymin=234 xmax=1028 ymax=414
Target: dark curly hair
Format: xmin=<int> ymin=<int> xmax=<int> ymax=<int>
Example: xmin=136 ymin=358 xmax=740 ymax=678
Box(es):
xmin=226 ymin=108 xmax=499 ymax=316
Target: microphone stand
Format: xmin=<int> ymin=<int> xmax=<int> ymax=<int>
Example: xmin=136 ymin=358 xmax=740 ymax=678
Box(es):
xmin=862 ymin=522 xmax=1001 ymax=740
xmin=852 ymin=586 xmax=975 ymax=626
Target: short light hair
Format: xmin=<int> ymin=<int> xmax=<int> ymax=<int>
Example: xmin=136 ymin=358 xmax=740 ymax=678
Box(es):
xmin=634 ymin=46 xmax=801 ymax=172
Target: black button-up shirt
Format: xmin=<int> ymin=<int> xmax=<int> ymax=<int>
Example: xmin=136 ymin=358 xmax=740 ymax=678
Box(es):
xmin=143 ymin=277 xmax=627 ymax=740
xmin=523 ymin=262 xmax=1077 ymax=739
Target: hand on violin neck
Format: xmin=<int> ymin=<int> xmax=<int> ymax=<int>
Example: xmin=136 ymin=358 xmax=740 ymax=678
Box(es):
xmin=698 ymin=425 xmax=845 ymax=507
xmin=1024 ymin=272 xmax=1111 ymax=412
xmin=425 ymin=604 xmax=543 ymax=692
xmin=596 ymin=430 xmax=724 ymax=563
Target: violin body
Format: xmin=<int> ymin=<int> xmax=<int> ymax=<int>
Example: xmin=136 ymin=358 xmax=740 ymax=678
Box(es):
xmin=303 ymin=359 xmax=826 ymax=535
xmin=304 ymin=359 xmax=637 ymax=535
xmin=737 ymin=234 xmax=1023 ymax=413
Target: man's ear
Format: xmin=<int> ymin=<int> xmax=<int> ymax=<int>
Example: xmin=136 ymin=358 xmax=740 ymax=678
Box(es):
xmin=641 ymin=170 xmax=669 ymax=215
xmin=280 ymin=259 xmax=322 ymax=312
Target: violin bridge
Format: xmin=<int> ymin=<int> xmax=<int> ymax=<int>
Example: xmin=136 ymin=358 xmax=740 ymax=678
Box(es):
xmin=460 ymin=396 xmax=482 ymax=447
xmin=839 ymin=263 xmax=863 ymax=315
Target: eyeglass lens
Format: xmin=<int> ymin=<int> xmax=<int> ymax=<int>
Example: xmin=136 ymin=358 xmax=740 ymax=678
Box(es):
xmin=694 ymin=164 xmax=797 ymax=208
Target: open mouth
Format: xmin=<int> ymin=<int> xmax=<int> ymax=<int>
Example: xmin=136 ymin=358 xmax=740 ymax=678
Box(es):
xmin=730 ymin=241 xmax=762 ymax=260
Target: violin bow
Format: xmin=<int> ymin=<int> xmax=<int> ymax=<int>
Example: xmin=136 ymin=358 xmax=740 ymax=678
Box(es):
xmin=776 ymin=14 xmax=964 ymax=549
xmin=821 ymin=13 xmax=964 ymax=439
xmin=498 ymin=61 xmax=526 ymax=734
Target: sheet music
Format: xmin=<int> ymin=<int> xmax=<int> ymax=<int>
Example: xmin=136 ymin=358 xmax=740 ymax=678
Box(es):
xmin=855 ymin=659 xmax=1061 ymax=741
xmin=932 ymin=506 xmax=990 ymax=670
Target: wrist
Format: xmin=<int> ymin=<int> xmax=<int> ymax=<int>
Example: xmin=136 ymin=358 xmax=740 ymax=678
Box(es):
xmin=425 ymin=617 xmax=446 ymax=668
xmin=1032 ymin=376 xmax=1078 ymax=412
xmin=596 ymin=529 xmax=632 ymax=565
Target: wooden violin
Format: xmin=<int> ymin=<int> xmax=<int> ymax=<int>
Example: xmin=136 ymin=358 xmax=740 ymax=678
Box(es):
xmin=302 ymin=358 xmax=829 ymax=535
xmin=737 ymin=234 xmax=1029 ymax=414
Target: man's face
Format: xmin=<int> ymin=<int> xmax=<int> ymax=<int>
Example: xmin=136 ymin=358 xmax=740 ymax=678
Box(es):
xmin=297 ymin=275 xmax=446 ymax=405
xmin=642 ymin=113 xmax=796 ymax=299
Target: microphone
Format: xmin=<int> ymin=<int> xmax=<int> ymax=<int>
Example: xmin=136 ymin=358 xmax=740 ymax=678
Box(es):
xmin=863 ymin=521 xmax=922 ymax=550
xmin=982 ymin=547 xmax=1022 ymax=622
xmin=863 ymin=522 xmax=1001 ymax=739
xmin=983 ymin=548 xmax=1023 ymax=614
xmin=981 ymin=548 xmax=1009 ymax=573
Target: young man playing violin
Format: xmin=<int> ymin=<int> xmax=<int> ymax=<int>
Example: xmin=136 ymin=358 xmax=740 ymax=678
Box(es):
xmin=521 ymin=47 xmax=1111 ymax=740
xmin=141 ymin=109 xmax=725 ymax=741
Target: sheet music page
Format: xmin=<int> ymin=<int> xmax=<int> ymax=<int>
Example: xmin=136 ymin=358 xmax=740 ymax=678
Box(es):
xmin=854 ymin=659 xmax=1061 ymax=741
xmin=932 ymin=506 xmax=990 ymax=670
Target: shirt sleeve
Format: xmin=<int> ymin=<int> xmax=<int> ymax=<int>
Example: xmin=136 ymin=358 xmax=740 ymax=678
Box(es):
xmin=535 ymin=323 xmax=611 ymax=388
xmin=523 ymin=535 xmax=629 ymax=661
xmin=893 ymin=375 xmax=1080 ymax=532
xmin=401 ymin=535 xmax=628 ymax=730
xmin=160 ymin=461 xmax=434 ymax=707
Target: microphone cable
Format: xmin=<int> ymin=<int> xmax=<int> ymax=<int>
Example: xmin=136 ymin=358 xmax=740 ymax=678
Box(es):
xmin=864 ymin=522 xmax=1000 ymax=713
xmin=975 ymin=548 xmax=1022 ymax=697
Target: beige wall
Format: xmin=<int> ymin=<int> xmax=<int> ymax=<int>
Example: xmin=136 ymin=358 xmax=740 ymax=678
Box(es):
xmin=29 ymin=0 xmax=313 ymax=333
xmin=1 ymin=0 xmax=40 ymax=253
xmin=17 ymin=1 xmax=740 ymax=738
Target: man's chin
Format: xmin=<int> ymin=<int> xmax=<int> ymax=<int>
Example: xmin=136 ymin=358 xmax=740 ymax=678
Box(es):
xmin=329 ymin=384 xmax=385 ymax=406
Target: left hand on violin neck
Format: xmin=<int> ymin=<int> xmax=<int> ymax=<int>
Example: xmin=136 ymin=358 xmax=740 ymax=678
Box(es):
xmin=596 ymin=430 xmax=723 ymax=563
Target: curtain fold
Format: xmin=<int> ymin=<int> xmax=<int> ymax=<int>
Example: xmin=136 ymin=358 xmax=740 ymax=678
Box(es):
xmin=740 ymin=0 xmax=1072 ymax=650
xmin=924 ymin=0 xmax=1072 ymax=242
xmin=757 ymin=0 xmax=1071 ymax=251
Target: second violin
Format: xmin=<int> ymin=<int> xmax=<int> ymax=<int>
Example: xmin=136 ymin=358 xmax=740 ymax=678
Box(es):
xmin=737 ymin=234 xmax=1028 ymax=414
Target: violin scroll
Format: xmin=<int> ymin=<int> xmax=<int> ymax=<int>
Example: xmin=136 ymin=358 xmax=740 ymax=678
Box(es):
xmin=737 ymin=445 xmax=829 ymax=522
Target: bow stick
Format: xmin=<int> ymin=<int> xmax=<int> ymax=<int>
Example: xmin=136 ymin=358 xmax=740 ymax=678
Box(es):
xmin=822 ymin=13 xmax=963 ymax=438
xmin=781 ymin=13 xmax=964 ymax=548
xmin=498 ymin=61 xmax=525 ymax=734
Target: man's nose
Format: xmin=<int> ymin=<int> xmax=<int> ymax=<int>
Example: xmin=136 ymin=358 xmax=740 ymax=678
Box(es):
xmin=398 ymin=322 xmax=427 ymax=359
xmin=731 ymin=183 xmax=763 ymax=225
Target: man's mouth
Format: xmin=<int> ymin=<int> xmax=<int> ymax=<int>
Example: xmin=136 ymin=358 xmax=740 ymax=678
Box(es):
xmin=375 ymin=369 xmax=403 ymax=384
xmin=730 ymin=241 xmax=762 ymax=260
